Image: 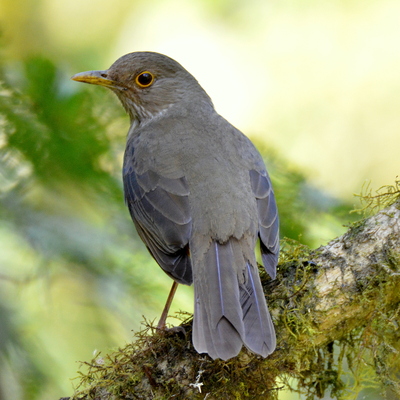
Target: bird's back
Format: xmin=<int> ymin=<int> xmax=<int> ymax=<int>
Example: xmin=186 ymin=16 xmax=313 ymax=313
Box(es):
xmin=127 ymin=107 xmax=277 ymax=359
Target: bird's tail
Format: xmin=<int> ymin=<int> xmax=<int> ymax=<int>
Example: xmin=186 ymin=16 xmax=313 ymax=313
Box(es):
xmin=192 ymin=239 xmax=276 ymax=360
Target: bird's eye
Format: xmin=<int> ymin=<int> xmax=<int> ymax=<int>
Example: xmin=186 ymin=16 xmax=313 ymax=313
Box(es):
xmin=135 ymin=71 xmax=154 ymax=88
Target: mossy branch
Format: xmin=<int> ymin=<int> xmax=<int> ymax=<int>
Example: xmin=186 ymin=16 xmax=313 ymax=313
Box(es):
xmin=60 ymin=200 xmax=400 ymax=400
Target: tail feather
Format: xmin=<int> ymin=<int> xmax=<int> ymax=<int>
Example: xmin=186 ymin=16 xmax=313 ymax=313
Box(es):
xmin=241 ymin=262 xmax=276 ymax=356
xmin=192 ymin=239 xmax=275 ymax=360
xmin=192 ymin=241 xmax=243 ymax=360
xmin=193 ymin=293 xmax=219 ymax=358
xmin=193 ymin=285 xmax=242 ymax=360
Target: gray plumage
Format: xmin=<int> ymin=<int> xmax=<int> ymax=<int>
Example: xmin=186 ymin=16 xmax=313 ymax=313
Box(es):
xmin=72 ymin=52 xmax=279 ymax=360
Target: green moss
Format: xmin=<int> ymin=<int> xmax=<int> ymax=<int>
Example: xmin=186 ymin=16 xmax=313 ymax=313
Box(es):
xmin=69 ymin=314 xmax=284 ymax=400
xmin=263 ymin=236 xmax=400 ymax=400
xmin=353 ymin=179 xmax=400 ymax=217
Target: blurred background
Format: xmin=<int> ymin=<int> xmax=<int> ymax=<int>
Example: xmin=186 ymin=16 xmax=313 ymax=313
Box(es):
xmin=0 ymin=0 xmax=399 ymax=399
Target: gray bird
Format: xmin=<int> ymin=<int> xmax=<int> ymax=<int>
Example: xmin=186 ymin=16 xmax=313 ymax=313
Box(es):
xmin=72 ymin=52 xmax=279 ymax=360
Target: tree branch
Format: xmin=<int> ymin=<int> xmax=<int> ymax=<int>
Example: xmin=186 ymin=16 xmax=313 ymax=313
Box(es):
xmin=61 ymin=200 xmax=400 ymax=400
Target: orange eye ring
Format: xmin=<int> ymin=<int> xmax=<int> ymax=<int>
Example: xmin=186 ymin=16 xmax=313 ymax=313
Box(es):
xmin=135 ymin=71 xmax=154 ymax=88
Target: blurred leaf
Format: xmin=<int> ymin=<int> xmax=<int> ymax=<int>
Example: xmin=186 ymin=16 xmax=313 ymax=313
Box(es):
xmin=1 ymin=56 xmax=121 ymax=189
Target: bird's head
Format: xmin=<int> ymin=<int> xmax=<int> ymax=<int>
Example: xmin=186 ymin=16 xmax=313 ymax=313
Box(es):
xmin=71 ymin=51 xmax=213 ymax=124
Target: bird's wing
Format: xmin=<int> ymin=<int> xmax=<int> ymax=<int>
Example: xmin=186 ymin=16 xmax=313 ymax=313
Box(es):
xmin=123 ymin=145 xmax=193 ymax=285
xmin=249 ymin=169 xmax=279 ymax=279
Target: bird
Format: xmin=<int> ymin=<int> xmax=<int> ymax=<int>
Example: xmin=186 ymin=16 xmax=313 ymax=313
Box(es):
xmin=71 ymin=51 xmax=279 ymax=361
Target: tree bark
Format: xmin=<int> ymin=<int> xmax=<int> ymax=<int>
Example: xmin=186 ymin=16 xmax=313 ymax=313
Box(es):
xmin=62 ymin=200 xmax=400 ymax=400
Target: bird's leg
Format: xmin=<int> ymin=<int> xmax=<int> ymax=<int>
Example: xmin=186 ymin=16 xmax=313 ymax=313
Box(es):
xmin=157 ymin=281 xmax=179 ymax=330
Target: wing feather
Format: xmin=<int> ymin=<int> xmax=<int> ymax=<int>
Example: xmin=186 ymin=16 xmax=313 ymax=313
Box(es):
xmin=249 ymin=169 xmax=279 ymax=279
xmin=123 ymin=142 xmax=193 ymax=284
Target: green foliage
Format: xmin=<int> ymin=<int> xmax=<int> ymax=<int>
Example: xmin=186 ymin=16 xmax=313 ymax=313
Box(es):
xmin=1 ymin=56 xmax=120 ymax=188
